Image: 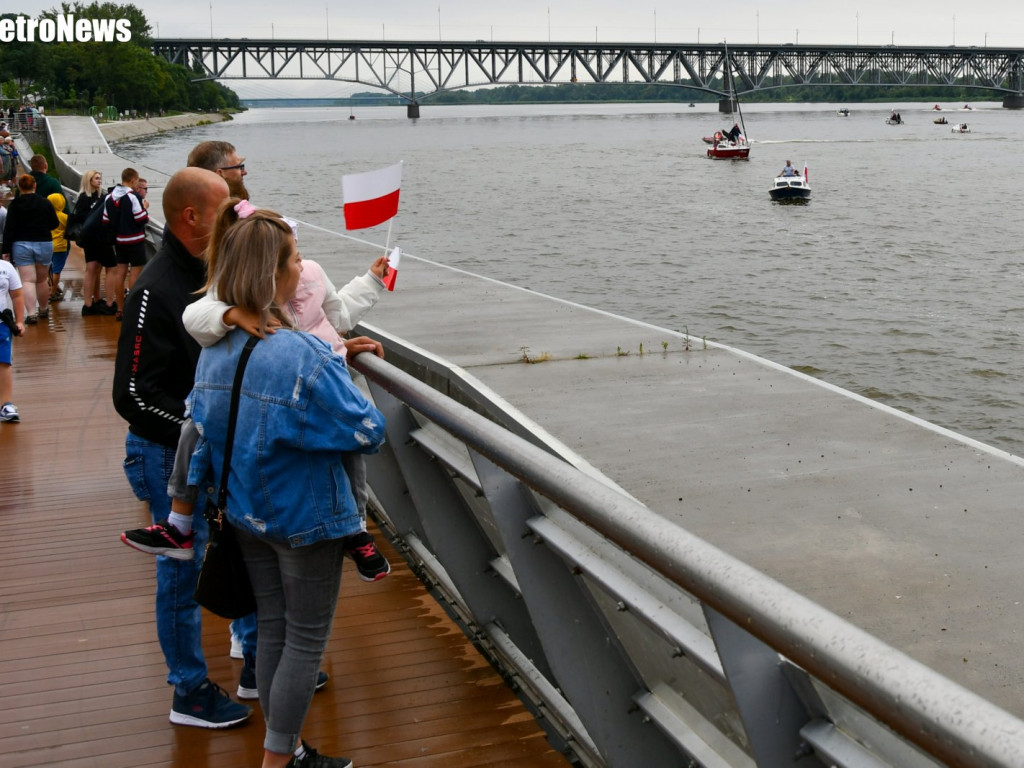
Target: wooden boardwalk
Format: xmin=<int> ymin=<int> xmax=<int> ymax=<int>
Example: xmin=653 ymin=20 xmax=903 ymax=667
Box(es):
xmin=0 ymin=252 xmax=571 ymax=768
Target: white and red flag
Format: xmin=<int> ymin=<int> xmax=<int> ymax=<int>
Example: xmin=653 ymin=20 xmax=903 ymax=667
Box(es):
xmin=804 ymin=163 xmax=809 ymax=183
xmin=342 ymin=161 xmax=403 ymax=230
xmin=382 ymin=247 xmax=401 ymax=292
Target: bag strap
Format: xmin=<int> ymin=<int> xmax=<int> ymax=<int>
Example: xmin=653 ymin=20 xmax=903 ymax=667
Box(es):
xmin=216 ymin=335 xmax=260 ymax=512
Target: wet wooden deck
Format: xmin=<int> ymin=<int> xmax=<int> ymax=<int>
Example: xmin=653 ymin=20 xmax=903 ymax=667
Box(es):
xmin=0 ymin=250 xmax=571 ymax=768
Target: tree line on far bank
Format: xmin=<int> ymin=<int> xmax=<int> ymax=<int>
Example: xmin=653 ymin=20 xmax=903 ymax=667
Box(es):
xmin=0 ymin=2 xmax=240 ymax=115
xmin=427 ymin=81 xmax=992 ymax=105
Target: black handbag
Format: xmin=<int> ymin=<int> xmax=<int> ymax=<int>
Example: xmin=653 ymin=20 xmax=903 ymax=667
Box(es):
xmin=194 ymin=336 xmax=260 ymax=619
xmin=65 ymin=218 xmax=81 ymax=241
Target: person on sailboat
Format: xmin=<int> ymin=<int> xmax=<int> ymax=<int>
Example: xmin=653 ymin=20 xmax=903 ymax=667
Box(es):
xmin=727 ymin=123 xmax=742 ymax=142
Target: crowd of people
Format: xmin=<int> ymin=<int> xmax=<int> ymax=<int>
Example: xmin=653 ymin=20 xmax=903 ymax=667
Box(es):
xmin=2 ymin=138 xmax=395 ymax=767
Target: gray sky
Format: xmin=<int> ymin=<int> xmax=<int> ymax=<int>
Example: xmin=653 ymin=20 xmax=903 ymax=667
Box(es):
xmin=9 ymin=1 xmax=1022 ymax=46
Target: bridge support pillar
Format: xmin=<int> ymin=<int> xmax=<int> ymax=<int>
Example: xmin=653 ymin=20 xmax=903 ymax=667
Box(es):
xmin=407 ymin=101 xmax=420 ymax=119
xmin=1002 ymin=93 xmax=1024 ymax=109
xmin=718 ymin=97 xmax=738 ymax=114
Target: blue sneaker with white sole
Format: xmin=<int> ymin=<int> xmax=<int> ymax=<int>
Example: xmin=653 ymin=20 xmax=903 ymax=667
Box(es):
xmin=170 ymin=678 xmax=252 ymax=729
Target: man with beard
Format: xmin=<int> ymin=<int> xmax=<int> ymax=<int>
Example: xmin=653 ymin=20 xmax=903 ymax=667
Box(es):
xmin=187 ymin=141 xmax=249 ymax=200
xmin=182 ymin=138 xmax=260 ymax=688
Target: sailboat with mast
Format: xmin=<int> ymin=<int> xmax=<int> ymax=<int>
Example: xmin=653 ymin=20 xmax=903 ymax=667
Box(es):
xmin=706 ymin=43 xmax=751 ymax=160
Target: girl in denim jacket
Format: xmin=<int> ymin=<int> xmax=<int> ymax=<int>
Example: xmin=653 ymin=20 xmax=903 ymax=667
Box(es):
xmin=187 ymin=202 xmax=384 ymax=768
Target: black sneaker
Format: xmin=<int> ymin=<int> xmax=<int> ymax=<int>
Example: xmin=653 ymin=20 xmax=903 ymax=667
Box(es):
xmin=237 ymin=653 xmax=329 ymax=700
xmin=238 ymin=653 xmax=257 ymax=699
xmin=97 ymin=300 xmax=118 ymax=316
xmin=343 ymin=530 xmax=391 ymax=582
xmin=170 ymin=678 xmax=252 ymax=729
xmin=121 ymin=521 xmax=195 ymax=560
xmin=287 ymin=741 xmax=353 ymax=768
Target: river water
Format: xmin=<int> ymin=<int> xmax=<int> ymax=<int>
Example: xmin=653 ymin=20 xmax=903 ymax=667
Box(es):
xmin=113 ymin=101 xmax=1024 ymax=456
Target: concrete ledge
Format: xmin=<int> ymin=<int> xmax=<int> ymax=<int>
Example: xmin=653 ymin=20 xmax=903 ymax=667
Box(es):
xmin=98 ymin=112 xmax=230 ymax=142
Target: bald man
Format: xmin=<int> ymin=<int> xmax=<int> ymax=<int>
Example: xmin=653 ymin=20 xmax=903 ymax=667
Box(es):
xmin=112 ymin=167 xmax=252 ymax=729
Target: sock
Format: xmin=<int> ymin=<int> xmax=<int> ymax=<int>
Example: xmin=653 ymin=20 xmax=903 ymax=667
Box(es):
xmin=167 ymin=512 xmax=193 ymax=535
xmin=293 ymin=743 xmax=307 ymax=760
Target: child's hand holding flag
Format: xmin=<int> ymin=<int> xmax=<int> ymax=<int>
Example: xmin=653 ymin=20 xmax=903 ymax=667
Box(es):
xmin=382 ymin=247 xmax=400 ymax=292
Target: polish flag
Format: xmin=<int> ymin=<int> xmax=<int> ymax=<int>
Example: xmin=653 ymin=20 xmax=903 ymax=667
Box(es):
xmin=804 ymin=163 xmax=809 ymax=183
xmin=342 ymin=162 xmax=403 ymax=230
xmin=382 ymin=247 xmax=401 ymax=292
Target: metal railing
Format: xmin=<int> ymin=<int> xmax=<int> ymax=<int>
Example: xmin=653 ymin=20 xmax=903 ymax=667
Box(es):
xmin=5 ymin=112 xmax=46 ymax=134
xmin=349 ymin=327 xmax=1024 ymax=768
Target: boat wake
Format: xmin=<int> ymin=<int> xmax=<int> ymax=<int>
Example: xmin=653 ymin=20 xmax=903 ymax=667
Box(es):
xmin=757 ymin=137 xmax=948 ymax=145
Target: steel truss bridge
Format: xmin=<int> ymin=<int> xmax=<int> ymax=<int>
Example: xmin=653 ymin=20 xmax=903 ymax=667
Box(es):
xmin=152 ymin=40 xmax=1024 ymax=113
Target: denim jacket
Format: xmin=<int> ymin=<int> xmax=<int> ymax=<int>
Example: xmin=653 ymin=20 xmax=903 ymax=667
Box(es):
xmin=186 ymin=328 xmax=386 ymax=547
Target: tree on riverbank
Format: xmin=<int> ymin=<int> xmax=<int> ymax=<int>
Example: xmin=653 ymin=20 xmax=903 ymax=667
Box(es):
xmin=0 ymin=2 xmax=240 ymax=114
xmin=426 ymin=81 xmax=985 ymax=106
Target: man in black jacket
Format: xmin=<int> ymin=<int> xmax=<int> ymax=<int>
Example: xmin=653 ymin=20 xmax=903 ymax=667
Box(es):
xmin=112 ymin=167 xmax=252 ymax=729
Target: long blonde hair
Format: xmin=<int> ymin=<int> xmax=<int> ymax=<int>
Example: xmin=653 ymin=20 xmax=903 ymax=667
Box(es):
xmin=79 ymin=169 xmax=101 ymax=195
xmin=204 ymin=199 xmax=296 ymax=335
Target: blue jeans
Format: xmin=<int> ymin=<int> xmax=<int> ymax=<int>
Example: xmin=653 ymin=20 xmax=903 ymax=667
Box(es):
xmin=168 ymin=419 xmax=259 ymax=655
xmin=236 ymin=528 xmax=345 ymax=755
xmin=123 ymin=432 xmax=209 ymax=696
xmin=231 ymin=614 xmax=258 ymax=656
xmin=11 ymin=240 xmax=52 ymax=267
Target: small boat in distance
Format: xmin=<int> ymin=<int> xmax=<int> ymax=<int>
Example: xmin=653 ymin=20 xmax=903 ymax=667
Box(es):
xmin=886 ymin=110 xmax=904 ymax=125
xmin=706 ymin=43 xmax=751 ymax=160
xmin=951 ymin=123 xmax=971 ymax=133
xmin=770 ymin=163 xmax=811 ymax=203
xmin=837 ymin=108 xmax=851 ymax=117
xmin=934 ymin=117 xmax=948 ymax=125
xmin=933 ymin=104 xmax=943 ymax=111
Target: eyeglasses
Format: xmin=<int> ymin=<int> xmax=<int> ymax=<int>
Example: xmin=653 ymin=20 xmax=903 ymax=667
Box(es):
xmin=219 ymin=163 xmax=245 ymax=172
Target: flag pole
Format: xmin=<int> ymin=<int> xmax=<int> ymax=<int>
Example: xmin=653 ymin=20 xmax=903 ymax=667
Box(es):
xmin=384 ymin=217 xmax=394 ymax=256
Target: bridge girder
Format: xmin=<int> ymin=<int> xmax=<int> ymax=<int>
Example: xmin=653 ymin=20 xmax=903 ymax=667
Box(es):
xmin=153 ymin=40 xmax=1024 ymax=100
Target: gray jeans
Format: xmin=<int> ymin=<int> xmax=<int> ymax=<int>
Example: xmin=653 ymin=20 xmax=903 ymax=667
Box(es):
xmin=236 ymin=528 xmax=346 ymax=755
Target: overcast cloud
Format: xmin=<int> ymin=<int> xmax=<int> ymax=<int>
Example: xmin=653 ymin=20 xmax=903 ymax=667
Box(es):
xmin=7 ymin=0 xmax=1022 ymax=46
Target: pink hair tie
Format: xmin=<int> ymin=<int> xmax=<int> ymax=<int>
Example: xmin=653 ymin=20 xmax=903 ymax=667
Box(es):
xmin=234 ymin=199 xmax=256 ymax=218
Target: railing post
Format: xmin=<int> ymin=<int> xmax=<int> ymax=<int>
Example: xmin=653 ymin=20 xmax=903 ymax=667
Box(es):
xmin=363 ymin=380 xmax=552 ymax=675
xmin=704 ymin=606 xmax=826 ymax=767
xmin=471 ymin=450 xmax=686 ymax=767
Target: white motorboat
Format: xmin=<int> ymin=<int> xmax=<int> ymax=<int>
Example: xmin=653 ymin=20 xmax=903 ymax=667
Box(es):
xmin=769 ymin=165 xmax=811 ymax=203
xmin=951 ymin=123 xmax=971 ymax=133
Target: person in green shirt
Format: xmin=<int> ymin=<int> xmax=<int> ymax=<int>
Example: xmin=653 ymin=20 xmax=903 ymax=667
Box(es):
xmin=27 ymin=155 xmax=65 ymax=207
